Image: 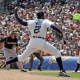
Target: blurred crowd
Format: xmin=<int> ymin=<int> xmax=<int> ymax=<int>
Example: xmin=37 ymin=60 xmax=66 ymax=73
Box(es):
xmin=0 ymin=0 xmax=80 ymax=56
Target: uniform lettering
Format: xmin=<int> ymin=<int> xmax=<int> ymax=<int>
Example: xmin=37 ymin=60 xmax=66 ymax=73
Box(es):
xmin=34 ymin=26 xmax=41 ymax=33
xmin=34 ymin=21 xmax=41 ymax=33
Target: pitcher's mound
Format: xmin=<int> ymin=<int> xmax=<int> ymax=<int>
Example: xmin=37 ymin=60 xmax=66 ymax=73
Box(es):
xmin=0 ymin=70 xmax=79 ymax=80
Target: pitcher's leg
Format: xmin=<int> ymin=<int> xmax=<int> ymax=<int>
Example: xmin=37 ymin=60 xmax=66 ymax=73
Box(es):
xmin=18 ymin=46 xmax=37 ymax=61
xmin=41 ymin=42 xmax=70 ymax=77
xmin=41 ymin=42 xmax=63 ymax=70
xmin=5 ymin=46 xmax=37 ymax=66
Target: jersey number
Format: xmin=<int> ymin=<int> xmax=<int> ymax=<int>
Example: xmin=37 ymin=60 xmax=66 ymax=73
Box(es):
xmin=34 ymin=26 xmax=41 ymax=33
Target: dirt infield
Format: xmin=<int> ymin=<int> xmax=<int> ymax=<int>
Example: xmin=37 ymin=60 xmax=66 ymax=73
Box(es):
xmin=0 ymin=70 xmax=79 ymax=80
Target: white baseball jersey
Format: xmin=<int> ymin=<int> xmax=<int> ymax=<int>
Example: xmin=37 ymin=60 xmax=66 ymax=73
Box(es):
xmin=27 ymin=19 xmax=53 ymax=38
xmin=18 ymin=19 xmax=61 ymax=61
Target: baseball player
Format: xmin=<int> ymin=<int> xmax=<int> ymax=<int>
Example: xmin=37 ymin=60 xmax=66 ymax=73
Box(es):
xmin=75 ymin=56 xmax=80 ymax=72
xmin=0 ymin=30 xmax=26 ymax=72
xmin=29 ymin=50 xmax=44 ymax=71
xmin=0 ymin=7 xmax=70 ymax=77
xmin=75 ymin=40 xmax=80 ymax=72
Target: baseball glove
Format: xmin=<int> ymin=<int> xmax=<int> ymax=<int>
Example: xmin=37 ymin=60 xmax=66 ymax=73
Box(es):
xmin=55 ymin=32 xmax=63 ymax=40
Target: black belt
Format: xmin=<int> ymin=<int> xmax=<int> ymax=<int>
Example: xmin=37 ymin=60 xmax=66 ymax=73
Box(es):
xmin=33 ymin=36 xmax=45 ymax=39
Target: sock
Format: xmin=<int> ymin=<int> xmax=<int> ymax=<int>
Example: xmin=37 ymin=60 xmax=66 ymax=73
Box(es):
xmin=6 ymin=56 xmax=18 ymax=64
xmin=29 ymin=54 xmax=33 ymax=69
xmin=75 ymin=63 xmax=79 ymax=72
xmin=56 ymin=57 xmax=63 ymax=70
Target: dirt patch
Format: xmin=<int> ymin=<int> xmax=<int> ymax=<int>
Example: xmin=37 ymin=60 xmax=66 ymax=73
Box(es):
xmin=0 ymin=70 xmax=79 ymax=80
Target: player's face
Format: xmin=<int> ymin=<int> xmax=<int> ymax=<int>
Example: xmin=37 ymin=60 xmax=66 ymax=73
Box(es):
xmin=12 ymin=33 xmax=17 ymax=39
xmin=14 ymin=33 xmax=17 ymax=37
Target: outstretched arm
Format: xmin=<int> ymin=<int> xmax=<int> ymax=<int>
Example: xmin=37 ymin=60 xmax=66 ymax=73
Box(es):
xmin=14 ymin=7 xmax=28 ymax=26
xmin=50 ymin=24 xmax=62 ymax=33
xmin=50 ymin=24 xmax=63 ymax=40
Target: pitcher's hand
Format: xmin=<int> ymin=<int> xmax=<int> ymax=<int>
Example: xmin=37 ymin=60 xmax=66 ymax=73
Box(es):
xmin=14 ymin=7 xmax=18 ymax=14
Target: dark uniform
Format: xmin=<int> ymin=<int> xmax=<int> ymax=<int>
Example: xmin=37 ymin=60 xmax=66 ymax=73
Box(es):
xmin=29 ymin=50 xmax=44 ymax=71
xmin=0 ymin=36 xmax=18 ymax=49
xmin=0 ymin=31 xmax=26 ymax=72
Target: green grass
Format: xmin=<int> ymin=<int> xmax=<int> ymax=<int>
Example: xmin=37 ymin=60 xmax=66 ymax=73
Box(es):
xmin=30 ymin=70 xmax=80 ymax=78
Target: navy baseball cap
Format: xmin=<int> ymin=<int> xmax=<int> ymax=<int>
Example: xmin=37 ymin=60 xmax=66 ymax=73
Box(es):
xmin=36 ymin=11 xmax=44 ymax=19
xmin=11 ymin=30 xmax=17 ymax=35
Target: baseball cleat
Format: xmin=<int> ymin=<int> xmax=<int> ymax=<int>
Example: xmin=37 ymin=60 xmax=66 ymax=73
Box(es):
xmin=0 ymin=61 xmax=6 ymax=68
xmin=29 ymin=68 xmax=32 ymax=71
xmin=37 ymin=67 xmax=42 ymax=71
xmin=59 ymin=70 xmax=70 ymax=77
xmin=21 ymin=69 xmax=27 ymax=72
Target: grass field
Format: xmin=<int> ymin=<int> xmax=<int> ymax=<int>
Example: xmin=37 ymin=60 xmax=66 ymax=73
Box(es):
xmin=30 ymin=70 xmax=80 ymax=78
